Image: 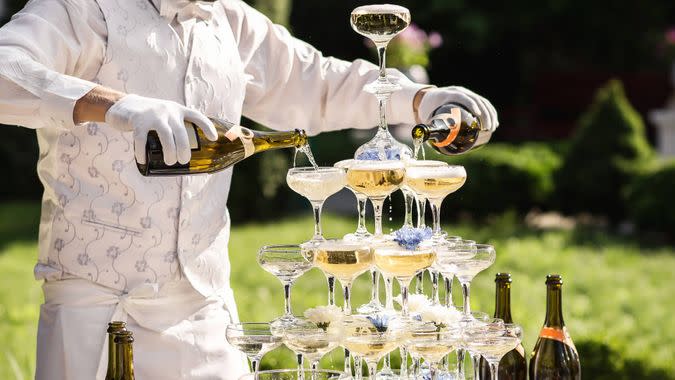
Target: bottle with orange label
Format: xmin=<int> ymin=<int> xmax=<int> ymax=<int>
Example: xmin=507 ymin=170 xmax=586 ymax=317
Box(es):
xmin=411 ymin=103 xmax=492 ymax=155
xmin=137 ymin=119 xmax=308 ymax=176
xmin=529 ymin=274 xmax=581 ymax=380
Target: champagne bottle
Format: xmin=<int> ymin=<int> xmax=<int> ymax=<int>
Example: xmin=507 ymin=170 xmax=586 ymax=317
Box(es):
xmin=137 ymin=118 xmax=309 ymax=176
xmin=114 ymin=330 xmax=136 ymax=380
xmin=105 ymin=321 xmax=127 ymax=380
xmin=479 ymin=273 xmax=527 ymax=380
xmin=411 ymin=103 xmax=492 ymax=155
xmin=529 ymin=274 xmax=581 ymax=380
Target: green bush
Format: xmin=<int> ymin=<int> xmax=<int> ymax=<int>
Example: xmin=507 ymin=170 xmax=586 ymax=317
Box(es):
xmin=430 ymin=142 xmax=562 ymax=217
xmin=554 ymin=80 xmax=653 ymax=221
xmin=576 ymin=340 xmax=672 ymax=380
xmin=625 ymin=160 xmax=675 ymax=233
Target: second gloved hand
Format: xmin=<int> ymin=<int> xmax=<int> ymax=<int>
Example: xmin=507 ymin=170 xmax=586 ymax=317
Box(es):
xmin=105 ymin=94 xmax=218 ymax=165
xmin=418 ymin=86 xmax=499 ymax=132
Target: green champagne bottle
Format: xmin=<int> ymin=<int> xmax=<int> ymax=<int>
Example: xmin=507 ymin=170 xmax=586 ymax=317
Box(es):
xmin=105 ymin=321 xmax=127 ymax=380
xmin=479 ymin=273 xmax=527 ymax=379
xmin=529 ymin=274 xmax=581 ymax=380
xmin=411 ymin=103 xmax=491 ymax=155
xmin=137 ymin=119 xmax=308 ymax=176
xmin=114 ymin=331 xmax=136 ymax=380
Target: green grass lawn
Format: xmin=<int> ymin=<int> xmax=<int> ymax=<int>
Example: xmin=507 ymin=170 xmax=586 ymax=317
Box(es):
xmin=0 ymin=202 xmax=673 ymax=379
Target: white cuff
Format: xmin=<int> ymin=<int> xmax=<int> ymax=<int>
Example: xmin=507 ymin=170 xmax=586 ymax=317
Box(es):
xmin=389 ymin=80 xmax=433 ymax=126
xmin=39 ymin=73 xmax=98 ymax=129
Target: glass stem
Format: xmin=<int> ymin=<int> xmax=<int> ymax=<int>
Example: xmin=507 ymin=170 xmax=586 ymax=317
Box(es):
xmin=457 ymin=349 xmax=465 ymax=380
xmin=283 ymin=283 xmax=293 ymax=316
xmin=367 ymin=360 xmax=378 ymax=379
xmin=310 ymin=201 xmax=324 ymax=240
xmin=400 ymin=347 xmax=409 ymax=379
xmin=327 ymin=276 xmax=336 ymax=306
xmin=251 ymin=358 xmax=259 ymax=373
xmin=371 ymin=198 xmax=385 ymax=236
xmin=311 ymin=361 xmax=319 ymax=371
xmin=472 ymin=354 xmax=481 ymax=380
xmin=343 ymin=282 xmax=352 ymax=315
xmin=417 ymin=197 xmax=427 ymax=228
xmin=354 ymin=355 xmax=363 ymax=380
xmin=431 ymin=270 xmax=440 ymax=305
xmin=430 ymin=363 xmax=439 ymax=380
xmin=445 ymin=275 xmax=454 ymax=307
xmin=369 ymin=269 xmax=380 ymax=305
xmin=399 ymin=278 xmax=412 ymax=317
xmin=462 ymin=281 xmax=472 ymax=315
xmin=385 ymin=276 xmax=394 ymax=310
xmin=489 ymin=361 xmax=500 ymax=380
xmin=413 ymin=358 xmax=421 ymax=379
xmin=376 ymin=44 xmax=388 ymax=82
xmin=402 ymin=188 xmax=415 ymax=228
xmin=415 ymin=271 xmax=424 ymax=294
xmin=355 ymin=193 xmax=369 ymax=235
xmin=429 ymin=198 xmax=443 ymax=237
xmin=344 ymin=348 xmax=351 ymax=375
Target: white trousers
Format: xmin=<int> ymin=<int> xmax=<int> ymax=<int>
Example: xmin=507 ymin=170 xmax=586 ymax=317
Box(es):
xmin=35 ymin=277 xmax=249 ymax=380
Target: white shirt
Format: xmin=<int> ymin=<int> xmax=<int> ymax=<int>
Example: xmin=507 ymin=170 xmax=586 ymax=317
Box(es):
xmin=0 ymin=0 xmax=425 ymax=133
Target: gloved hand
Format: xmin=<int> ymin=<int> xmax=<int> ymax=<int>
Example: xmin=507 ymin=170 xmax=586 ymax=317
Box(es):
xmin=105 ymin=94 xmax=217 ymax=165
xmin=418 ymin=86 xmax=499 ymax=132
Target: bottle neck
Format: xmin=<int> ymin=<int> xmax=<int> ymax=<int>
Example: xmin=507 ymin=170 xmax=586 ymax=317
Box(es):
xmin=544 ymin=283 xmax=565 ymax=328
xmin=106 ymin=334 xmax=117 ymax=379
xmin=494 ymin=281 xmax=513 ymax=323
xmin=115 ymin=340 xmax=135 ymax=379
xmin=253 ymin=129 xmax=308 ymax=152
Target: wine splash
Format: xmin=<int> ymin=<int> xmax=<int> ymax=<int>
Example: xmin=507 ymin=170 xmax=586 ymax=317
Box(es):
xmin=413 ymin=137 xmax=425 ymax=160
xmin=294 ymin=143 xmax=319 ymax=170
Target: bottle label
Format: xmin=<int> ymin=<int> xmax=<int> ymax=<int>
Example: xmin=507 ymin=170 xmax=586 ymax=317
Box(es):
xmin=539 ymin=327 xmax=577 ymax=351
xmin=431 ymin=108 xmax=462 ymax=147
xmin=224 ymin=125 xmax=255 ymax=158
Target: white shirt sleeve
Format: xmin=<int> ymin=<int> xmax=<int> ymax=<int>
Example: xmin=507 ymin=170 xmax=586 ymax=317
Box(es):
xmin=223 ymin=0 xmax=428 ymax=136
xmin=0 ymin=0 xmax=107 ymax=129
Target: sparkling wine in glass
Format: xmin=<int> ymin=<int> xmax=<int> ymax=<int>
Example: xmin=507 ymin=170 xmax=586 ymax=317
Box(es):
xmin=346 ymin=160 xmax=405 ymax=239
xmin=334 ymin=159 xmax=372 ymax=241
xmin=282 ymin=320 xmax=342 ymax=371
xmin=373 ymin=242 xmax=436 ymax=317
xmin=238 ymin=369 xmax=351 ymax=380
xmin=287 ymin=167 xmax=346 ymax=243
xmin=404 ymin=164 xmax=466 ymax=242
xmin=342 ymin=315 xmax=405 ymax=380
xmin=226 ymin=322 xmax=282 ymax=374
xmin=466 ymin=323 xmax=523 ymax=380
xmin=313 ymin=239 xmax=373 ymax=315
xmin=258 ymin=244 xmax=313 ymax=330
xmin=406 ymin=325 xmax=463 ymax=380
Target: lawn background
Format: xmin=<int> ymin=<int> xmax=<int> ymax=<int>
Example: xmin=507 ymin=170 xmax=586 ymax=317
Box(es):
xmin=0 ymin=201 xmax=673 ymax=378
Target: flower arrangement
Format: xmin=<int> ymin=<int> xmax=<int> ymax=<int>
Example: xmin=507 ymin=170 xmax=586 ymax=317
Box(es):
xmin=366 ymin=23 xmax=443 ymax=69
xmin=304 ymin=305 xmax=344 ymax=331
xmin=393 ymin=226 xmax=433 ymax=250
xmin=393 ymin=293 xmax=432 ymax=314
xmin=418 ymin=304 xmax=462 ymax=331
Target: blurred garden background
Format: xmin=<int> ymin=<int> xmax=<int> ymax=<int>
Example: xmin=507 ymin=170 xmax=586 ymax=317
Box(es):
xmin=1 ymin=0 xmax=675 ymax=378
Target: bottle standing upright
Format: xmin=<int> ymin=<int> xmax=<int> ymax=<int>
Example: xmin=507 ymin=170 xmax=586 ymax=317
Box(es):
xmin=529 ymin=274 xmax=581 ymax=380
xmin=480 ymin=273 xmax=527 ymax=379
xmin=114 ymin=330 xmax=136 ymax=380
xmin=105 ymin=321 xmax=127 ymax=380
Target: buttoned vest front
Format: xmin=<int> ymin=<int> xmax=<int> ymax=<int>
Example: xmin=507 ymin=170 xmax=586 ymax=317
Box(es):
xmin=35 ymin=0 xmax=248 ymax=298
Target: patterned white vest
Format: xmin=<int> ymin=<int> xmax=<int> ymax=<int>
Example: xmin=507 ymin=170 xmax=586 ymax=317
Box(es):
xmin=35 ymin=0 xmax=248 ymax=297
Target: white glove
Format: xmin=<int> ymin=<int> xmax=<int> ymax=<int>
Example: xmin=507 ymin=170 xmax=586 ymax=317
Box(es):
xmin=418 ymin=86 xmax=499 ymax=132
xmin=105 ymin=94 xmax=218 ymax=165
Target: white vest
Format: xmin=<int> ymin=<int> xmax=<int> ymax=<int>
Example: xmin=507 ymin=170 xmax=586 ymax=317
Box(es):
xmin=35 ymin=0 xmax=248 ymax=298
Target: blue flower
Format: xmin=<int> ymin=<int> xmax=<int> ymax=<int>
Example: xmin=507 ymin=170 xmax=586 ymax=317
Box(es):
xmin=393 ymin=226 xmax=433 ymax=250
xmin=356 ymin=147 xmax=401 ymax=161
xmin=366 ymin=313 xmax=392 ymax=332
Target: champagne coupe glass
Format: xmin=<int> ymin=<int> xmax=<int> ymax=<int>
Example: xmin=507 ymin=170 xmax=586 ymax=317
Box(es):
xmin=334 ymin=160 xmax=372 ymax=241
xmin=428 ymin=235 xmax=460 ymax=305
xmin=283 ymin=320 xmax=343 ymax=371
xmin=346 ymin=160 xmax=406 ymax=239
xmin=404 ymin=159 xmax=448 ymax=229
xmin=342 ymin=315 xmax=405 ymax=380
xmin=406 ymin=325 xmax=463 ymax=380
xmin=350 ymin=4 xmax=410 ymax=95
xmin=435 ymin=239 xmax=475 ymax=310
xmin=453 ymin=244 xmax=496 ymax=317
xmin=313 ymin=239 xmax=373 ymax=315
xmin=459 ymin=315 xmax=502 ymax=380
xmin=287 ymin=167 xmax=347 ymax=243
xmin=237 ymin=369 xmax=350 ymax=380
xmin=373 ymin=242 xmax=436 ymax=318
xmin=404 ymin=164 xmax=467 ymax=242
xmin=465 ymin=323 xmax=523 ymax=380
xmin=226 ymin=322 xmax=283 ymax=374
xmin=258 ymin=245 xmax=314 ymax=330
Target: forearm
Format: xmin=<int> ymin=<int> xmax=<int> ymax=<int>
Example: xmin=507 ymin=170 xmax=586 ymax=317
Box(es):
xmin=73 ymin=86 xmax=126 ymax=124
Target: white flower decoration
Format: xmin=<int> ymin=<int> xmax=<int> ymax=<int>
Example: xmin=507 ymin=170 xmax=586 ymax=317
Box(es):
xmin=419 ymin=305 xmax=462 ymax=329
xmin=393 ymin=293 xmax=432 ymax=314
xmin=304 ymin=305 xmax=344 ymax=331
